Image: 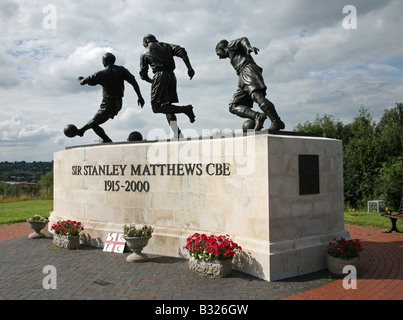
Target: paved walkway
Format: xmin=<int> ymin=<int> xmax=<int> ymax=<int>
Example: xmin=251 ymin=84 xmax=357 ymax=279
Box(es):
xmin=282 ymin=224 xmax=403 ymax=300
xmin=0 ymin=223 xmax=402 ymax=300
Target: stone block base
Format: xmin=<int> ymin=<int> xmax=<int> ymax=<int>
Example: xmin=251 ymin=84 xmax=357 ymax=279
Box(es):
xmin=50 ymin=131 xmax=349 ymax=281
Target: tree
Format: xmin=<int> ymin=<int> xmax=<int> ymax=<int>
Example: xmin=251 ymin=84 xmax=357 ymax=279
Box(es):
xmin=294 ymin=114 xmax=345 ymax=140
xmin=343 ymin=107 xmax=381 ymax=207
xmin=38 ymin=170 xmax=53 ymax=198
xmin=294 ymin=105 xmax=403 ymax=209
xmin=376 ymin=103 xmax=403 ymax=159
xmin=373 ymin=103 xmax=403 ymax=208
xmin=374 ymin=157 xmax=403 ymax=210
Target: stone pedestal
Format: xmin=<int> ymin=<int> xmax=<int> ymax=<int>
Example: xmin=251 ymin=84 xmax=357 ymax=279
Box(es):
xmin=27 ymin=220 xmax=48 ymax=239
xmin=50 ymin=131 xmax=349 ymax=281
xmin=189 ymin=257 xmax=233 ymax=278
xmin=53 ymin=234 xmax=80 ymax=249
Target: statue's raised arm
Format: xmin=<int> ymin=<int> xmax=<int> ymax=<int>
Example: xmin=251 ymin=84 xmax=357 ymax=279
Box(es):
xmin=216 ymin=37 xmax=285 ymax=132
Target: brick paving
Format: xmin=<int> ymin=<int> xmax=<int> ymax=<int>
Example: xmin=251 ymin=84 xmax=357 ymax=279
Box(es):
xmin=282 ymin=224 xmax=403 ymax=300
xmin=0 ymin=222 xmax=402 ymax=301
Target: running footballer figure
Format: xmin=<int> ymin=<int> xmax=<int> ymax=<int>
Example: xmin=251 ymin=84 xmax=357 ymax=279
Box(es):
xmin=140 ymin=34 xmax=196 ymax=138
xmin=215 ymin=37 xmax=285 ymax=132
xmin=73 ymin=52 xmax=145 ymax=143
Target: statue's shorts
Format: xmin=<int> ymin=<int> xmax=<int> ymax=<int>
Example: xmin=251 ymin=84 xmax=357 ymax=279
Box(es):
xmin=230 ymin=63 xmax=267 ymax=108
xmin=88 ymin=97 xmax=123 ymax=126
xmin=151 ymin=71 xmax=179 ymax=111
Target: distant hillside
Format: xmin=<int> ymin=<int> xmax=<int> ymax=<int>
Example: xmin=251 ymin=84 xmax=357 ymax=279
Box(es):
xmin=0 ymin=161 xmax=53 ymax=183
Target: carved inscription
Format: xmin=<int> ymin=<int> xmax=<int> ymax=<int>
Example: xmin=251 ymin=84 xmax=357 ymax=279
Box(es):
xmin=72 ymin=163 xmax=231 ymax=192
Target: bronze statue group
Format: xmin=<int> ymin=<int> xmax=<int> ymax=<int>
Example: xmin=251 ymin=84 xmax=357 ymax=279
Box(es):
xmin=64 ymin=35 xmax=285 ymax=142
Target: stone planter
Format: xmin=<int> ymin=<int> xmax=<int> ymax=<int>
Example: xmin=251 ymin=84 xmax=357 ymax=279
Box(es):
xmin=189 ymin=257 xmax=233 ymax=278
xmin=327 ymin=254 xmax=360 ymax=276
xmin=27 ymin=219 xmax=48 ymax=239
xmin=124 ymin=236 xmax=151 ymax=262
xmin=53 ymin=234 xmax=80 ymax=249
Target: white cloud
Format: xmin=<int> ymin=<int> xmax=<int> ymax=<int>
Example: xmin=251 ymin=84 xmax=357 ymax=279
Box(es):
xmin=0 ymin=116 xmax=64 ymax=162
xmin=0 ymin=115 xmax=60 ymax=144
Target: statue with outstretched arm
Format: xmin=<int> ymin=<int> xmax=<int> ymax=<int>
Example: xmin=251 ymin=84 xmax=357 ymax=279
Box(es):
xmin=216 ymin=37 xmax=285 ymax=132
xmin=140 ymin=34 xmax=196 ymax=138
xmin=74 ymin=52 xmax=145 ymax=143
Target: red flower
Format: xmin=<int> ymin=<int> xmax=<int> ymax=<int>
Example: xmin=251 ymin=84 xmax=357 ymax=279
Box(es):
xmin=327 ymin=237 xmax=363 ymax=259
xmin=183 ymin=233 xmax=242 ymax=261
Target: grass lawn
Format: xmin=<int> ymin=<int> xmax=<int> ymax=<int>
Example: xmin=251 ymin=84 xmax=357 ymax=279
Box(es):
xmin=0 ymin=199 xmax=401 ymax=232
xmin=344 ymin=210 xmax=402 ymax=231
xmin=0 ymin=199 xmax=53 ymax=225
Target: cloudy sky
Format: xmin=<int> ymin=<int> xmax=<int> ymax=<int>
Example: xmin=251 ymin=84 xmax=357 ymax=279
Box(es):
xmin=1 ymin=0 xmax=402 ymax=161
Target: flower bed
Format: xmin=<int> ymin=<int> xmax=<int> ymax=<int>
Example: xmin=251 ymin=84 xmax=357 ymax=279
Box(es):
xmin=51 ymin=220 xmax=84 ymax=249
xmin=123 ymin=224 xmax=153 ymax=237
xmin=183 ymin=233 xmax=242 ymax=261
xmin=326 ymin=237 xmax=363 ymax=260
xmin=51 ymin=220 xmax=84 ymax=236
xmin=27 ymin=214 xmax=48 ymax=222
